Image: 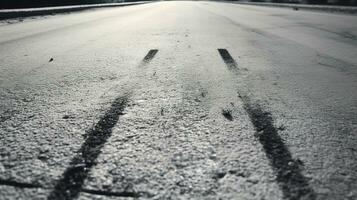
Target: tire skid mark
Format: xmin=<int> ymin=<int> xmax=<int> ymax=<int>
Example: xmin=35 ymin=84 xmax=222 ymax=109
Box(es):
xmin=47 ymin=96 xmax=128 ymax=200
xmin=140 ymin=49 xmax=159 ymax=66
xmin=0 ymin=179 xmax=41 ymax=188
xmin=238 ymin=93 xmax=316 ymax=200
xmin=217 ymin=48 xmax=316 ymax=199
xmin=47 ymin=49 xmax=159 ymax=200
xmin=218 ymin=49 xmax=238 ymax=70
xmin=221 ymin=108 xmax=233 ymax=121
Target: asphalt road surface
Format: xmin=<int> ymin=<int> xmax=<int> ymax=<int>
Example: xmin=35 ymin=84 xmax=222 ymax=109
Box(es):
xmin=1 ymin=1 xmax=357 ymax=200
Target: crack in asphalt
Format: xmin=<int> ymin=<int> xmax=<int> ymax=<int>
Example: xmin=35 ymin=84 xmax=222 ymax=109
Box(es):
xmin=238 ymin=93 xmax=316 ymax=200
xmin=47 ymin=96 xmax=128 ymax=200
xmin=81 ymin=188 xmax=140 ymax=198
xmin=316 ymin=53 xmax=357 ymax=74
xmin=299 ymin=22 xmax=357 ymax=43
xmin=0 ymin=180 xmax=145 ymax=198
xmin=0 ymin=179 xmax=41 ymax=188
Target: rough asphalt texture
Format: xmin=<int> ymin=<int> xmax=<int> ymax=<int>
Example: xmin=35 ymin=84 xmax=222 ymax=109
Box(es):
xmin=0 ymin=1 xmax=357 ymax=200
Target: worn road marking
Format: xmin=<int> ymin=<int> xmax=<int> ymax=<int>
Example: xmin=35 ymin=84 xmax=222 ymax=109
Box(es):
xmin=238 ymin=93 xmax=316 ymax=200
xmin=218 ymin=49 xmax=238 ymax=70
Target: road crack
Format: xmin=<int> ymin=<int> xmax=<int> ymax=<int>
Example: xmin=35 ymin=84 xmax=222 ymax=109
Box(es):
xmin=0 ymin=179 xmax=41 ymax=188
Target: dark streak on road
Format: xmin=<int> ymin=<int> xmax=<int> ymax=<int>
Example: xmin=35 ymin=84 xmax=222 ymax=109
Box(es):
xmin=222 ymin=109 xmax=233 ymax=121
xmin=81 ymin=188 xmax=140 ymax=198
xmin=238 ymin=93 xmax=316 ymax=200
xmin=218 ymin=49 xmax=238 ymax=70
xmin=47 ymin=49 xmax=160 ymax=200
xmin=0 ymin=179 xmax=41 ymax=188
xmin=217 ymin=48 xmax=315 ymax=199
xmin=141 ymin=49 xmax=158 ymax=65
xmin=47 ymin=96 xmax=128 ymax=200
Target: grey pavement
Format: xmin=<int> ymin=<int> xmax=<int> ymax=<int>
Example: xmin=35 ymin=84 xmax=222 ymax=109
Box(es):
xmin=0 ymin=1 xmax=356 ymax=200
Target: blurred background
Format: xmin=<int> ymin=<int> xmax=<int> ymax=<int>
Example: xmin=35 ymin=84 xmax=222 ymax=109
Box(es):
xmin=1 ymin=0 xmax=357 ymax=9
xmin=0 ymin=0 xmax=139 ymax=9
xmin=242 ymin=0 xmax=357 ymax=5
